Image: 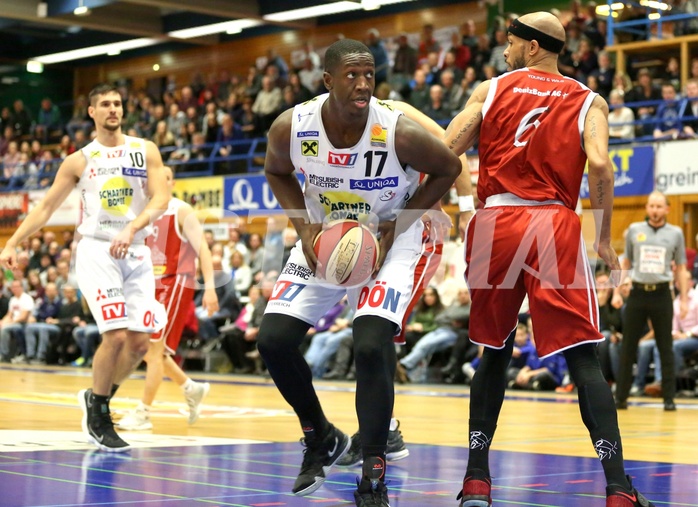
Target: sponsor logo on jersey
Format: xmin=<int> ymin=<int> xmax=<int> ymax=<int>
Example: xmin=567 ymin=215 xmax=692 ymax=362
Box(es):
xmin=636 ymin=232 xmax=646 ymax=242
xmin=99 ymin=177 xmax=134 ymax=216
xmin=328 ymin=152 xmax=357 ymax=167
xmin=380 ymin=189 xmax=397 ymax=201
xmin=281 ymin=262 xmax=313 ymax=281
xmin=106 ymin=149 xmax=125 ymax=159
xmin=350 ymin=176 xmax=398 ymax=191
xmin=297 ymin=112 xmax=314 ymax=122
xmin=101 ymin=302 xmax=127 ymax=321
xmin=123 ymin=167 xmax=147 ymax=178
xmin=129 ymin=141 xmax=142 ymax=148
xmin=370 ymin=124 xmax=387 ymax=148
xmin=89 ymin=150 xmax=101 ymax=159
xmin=269 ymin=281 xmax=306 ymax=306
xmin=297 ymin=131 xmax=319 ymax=138
xmin=308 ymin=174 xmax=343 ymax=189
xmin=301 ymin=140 xmax=319 ymax=156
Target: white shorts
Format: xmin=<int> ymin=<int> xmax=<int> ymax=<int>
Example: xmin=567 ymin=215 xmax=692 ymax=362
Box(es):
xmin=265 ymin=222 xmax=430 ymax=333
xmin=76 ymin=237 xmax=167 ymax=334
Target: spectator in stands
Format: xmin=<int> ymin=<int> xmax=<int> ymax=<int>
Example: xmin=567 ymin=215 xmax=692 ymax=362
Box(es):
xmin=441 ymin=49 xmax=465 ymax=84
xmin=71 ymin=293 xmax=99 ymax=367
xmin=34 ymin=97 xmax=63 ymax=143
xmin=470 ymin=34 xmax=491 ymax=80
xmin=266 ymin=48 xmax=290 ymax=85
xmin=152 ymin=120 xmax=176 ymax=150
xmin=391 ymin=33 xmax=418 ymax=94
xmin=246 ymin=233 xmax=265 ymax=281
xmin=10 ymin=99 xmax=32 ymax=138
xmin=565 ymin=21 xmax=583 ymax=53
xmin=238 ymin=97 xmax=261 ymax=139
xmin=65 ymin=95 xmax=91 ymax=140
xmin=2 ymin=141 xmax=21 ymax=181
xmin=439 ymin=70 xmax=460 ymax=115
xmin=402 ymin=287 xmax=444 ymax=356
xmin=461 ymin=19 xmax=478 ymax=53
xmin=304 ymin=301 xmax=353 ymax=378
xmin=407 ymin=68 xmax=430 ymax=111
xmin=25 ymin=269 xmax=44 ymax=300
xmin=0 ymin=107 xmax=10 ymax=135
xmin=195 ymin=254 xmax=239 ymax=342
xmin=57 ymin=134 xmax=76 ymax=158
xmin=229 ymin=251 xmax=252 ymax=298
xmin=287 ymin=72 xmax=314 ymax=104
xmin=422 ymin=85 xmax=451 ymax=123
xmin=448 ymin=31 xmax=471 ymax=74
xmin=590 ymin=50 xmax=614 ymax=99
xmin=223 ymin=226 xmax=248 ymax=267
xmin=178 ymin=85 xmax=198 ymax=112
xmin=662 ymin=57 xmax=681 ymax=92
xmin=572 ymin=37 xmax=598 ymax=82
xmin=215 ymin=113 xmax=244 ymax=173
xmin=252 ymin=75 xmax=283 ymax=133
xmin=24 ymin=282 xmax=62 ymax=365
xmin=15 ymin=152 xmax=39 ymax=190
xmin=502 ymin=322 xmax=536 ymax=386
xmin=0 ymin=125 xmax=14 ymax=156
xmin=397 ymin=287 xmax=471 ymax=383
xmin=627 ymin=68 xmax=662 ymax=137
xmin=166 ymin=103 xmax=187 ymax=142
xmin=674 ymin=0 xmax=698 ymax=36
xmin=682 ymin=78 xmax=698 ymax=137
xmin=0 ymin=280 xmax=35 ymax=362
xmin=73 ymin=129 xmax=88 ymax=150
xmin=488 ymin=29 xmax=509 ymax=75
xmin=608 ymin=90 xmax=636 ymax=141
xmin=418 ymin=23 xmax=440 ymax=65
xmin=298 ymin=57 xmax=324 ymax=96
xmin=245 ymin=65 xmax=263 ymax=99
xmin=653 ymin=82 xmax=685 ymax=139
xmin=203 ymin=111 xmax=221 ymax=145
xmin=453 ymin=67 xmax=481 ymax=111
xmin=365 ymin=28 xmax=389 ymax=85
xmin=596 ymin=271 xmax=623 ymax=384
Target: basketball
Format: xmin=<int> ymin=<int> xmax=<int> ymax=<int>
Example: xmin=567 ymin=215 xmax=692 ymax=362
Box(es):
xmin=313 ymin=220 xmax=380 ymax=287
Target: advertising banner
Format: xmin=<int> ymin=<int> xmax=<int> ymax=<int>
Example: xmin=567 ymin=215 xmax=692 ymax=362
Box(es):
xmin=580 ymin=145 xmax=654 ymax=199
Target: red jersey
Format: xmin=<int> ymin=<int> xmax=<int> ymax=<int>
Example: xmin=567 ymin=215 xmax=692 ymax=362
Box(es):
xmin=147 ymin=198 xmax=196 ymax=279
xmin=478 ymin=68 xmax=596 ymax=209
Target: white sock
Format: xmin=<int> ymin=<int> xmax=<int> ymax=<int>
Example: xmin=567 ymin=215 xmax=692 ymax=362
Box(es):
xmin=137 ymin=401 xmax=151 ymax=412
xmin=389 ymin=418 xmax=398 ymax=431
xmin=182 ymin=378 xmax=195 ymax=392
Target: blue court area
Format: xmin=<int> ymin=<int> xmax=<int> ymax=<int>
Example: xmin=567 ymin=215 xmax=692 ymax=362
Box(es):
xmin=0 ymin=442 xmax=694 ymax=507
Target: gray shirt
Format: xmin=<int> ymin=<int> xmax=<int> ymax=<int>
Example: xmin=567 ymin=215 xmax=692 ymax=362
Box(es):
xmin=626 ymin=220 xmax=686 ymax=284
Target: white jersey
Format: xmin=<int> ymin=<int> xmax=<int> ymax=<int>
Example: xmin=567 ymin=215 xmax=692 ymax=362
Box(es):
xmin=76 ymin=135 xmax=151 ymax=243
xmin=290 ymin=94 xmax=421 ymax=226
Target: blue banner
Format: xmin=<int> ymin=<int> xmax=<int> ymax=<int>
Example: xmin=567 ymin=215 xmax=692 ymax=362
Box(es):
xmin=580 ymin=146 xmax=654 ymax=199
xmin=223 ymin=173 xmax=304 ymax=216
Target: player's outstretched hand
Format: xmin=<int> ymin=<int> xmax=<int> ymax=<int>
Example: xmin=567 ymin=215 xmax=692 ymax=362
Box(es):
xmin=0 ymin=246 xmax=17 ymax=270
xmin=298 ymin=222 xmax=323 ymax=274
xmin=373 ymin=220 xmax=396 ymax=278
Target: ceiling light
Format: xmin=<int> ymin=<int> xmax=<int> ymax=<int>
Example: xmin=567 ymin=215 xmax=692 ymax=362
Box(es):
xmin=362 ymin=0 xmax=380 ymax=10
xmin=74 ymin=0 xmax=90 ymax=16
xmin=648 ymin=12 xmax=661 ymax=19
xmin=153 ymin=64 xmax=160 ymax=71
xmin=32 ymin=38 xmax=160 ymax=64
xmin=107 ymin=49 xmax=121 ymax=56
xmin=640 ymin=0 xmax=671 ymax=10
xmin=168 ymin=19 xmax=261 ymax=39
xmin=264 ymin=0 xmax=414 ymax=21
xmin=27 ymin=61 xmax=44 ymax=74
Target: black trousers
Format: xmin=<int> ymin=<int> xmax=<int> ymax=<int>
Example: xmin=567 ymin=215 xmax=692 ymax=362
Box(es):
xmin=616 ymin=286 xmax=675 ymax=402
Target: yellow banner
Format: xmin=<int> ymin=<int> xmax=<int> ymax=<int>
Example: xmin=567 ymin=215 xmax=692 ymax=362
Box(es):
xmin=172 ymin=176 xmax=224 ymax=217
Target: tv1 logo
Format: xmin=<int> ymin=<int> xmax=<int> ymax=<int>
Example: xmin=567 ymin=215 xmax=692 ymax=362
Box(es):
xmin=328 ymin=151 xmax=357 ymax=167
xmin=102 ymin=302 xmax=127 ymax=321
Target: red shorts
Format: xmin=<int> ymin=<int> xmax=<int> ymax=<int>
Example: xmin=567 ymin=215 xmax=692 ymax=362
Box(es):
xmin=464 ymin=205 xmax=601 ymax=358
xmin=152 ymin=275 xmax=196 ymax=355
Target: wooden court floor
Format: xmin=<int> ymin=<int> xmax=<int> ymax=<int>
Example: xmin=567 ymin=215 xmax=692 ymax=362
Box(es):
xmin=0 ymin=364 xmax=696 ymax=506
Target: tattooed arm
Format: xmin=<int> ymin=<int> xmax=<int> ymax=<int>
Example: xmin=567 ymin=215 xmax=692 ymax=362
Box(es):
xmin=584 ymin=95 xmax=620 ymax=281
xmin=444 ymin=80 xmax=489 ymax=155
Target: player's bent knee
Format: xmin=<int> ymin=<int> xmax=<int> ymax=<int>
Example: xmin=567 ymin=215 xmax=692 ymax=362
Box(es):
xmin=257 ymin=314 xmax=311 ymax=358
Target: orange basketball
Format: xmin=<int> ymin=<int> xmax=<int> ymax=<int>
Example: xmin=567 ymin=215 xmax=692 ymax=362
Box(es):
xmin=313 ymin=220 xmax=380 ymax=287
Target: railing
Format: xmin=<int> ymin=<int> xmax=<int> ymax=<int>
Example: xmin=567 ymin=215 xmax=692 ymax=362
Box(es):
xmin=606 ymin=1 xmax=698 ymax=46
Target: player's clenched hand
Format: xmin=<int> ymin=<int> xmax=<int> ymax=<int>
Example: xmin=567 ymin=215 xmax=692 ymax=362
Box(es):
xmin=202 ymin=288 xmax=219 ymax=317
xmin=373 ymin=220 xmax=396 ymax=278
xmin=298 ymin=222 xmax=323 ymax=274
xmin=0 ymin=246 xmax=17 ymax=270
xmin=110 ymin=224 xmax=135 ymax=259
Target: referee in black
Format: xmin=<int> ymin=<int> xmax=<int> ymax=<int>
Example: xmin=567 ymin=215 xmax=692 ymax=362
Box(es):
xmin=614 ymin=191 xmax=689 ymax=411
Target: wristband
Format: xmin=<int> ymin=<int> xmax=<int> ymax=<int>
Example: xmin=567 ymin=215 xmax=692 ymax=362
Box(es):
xmin=458 ymin=195 xmax=475 ymax=212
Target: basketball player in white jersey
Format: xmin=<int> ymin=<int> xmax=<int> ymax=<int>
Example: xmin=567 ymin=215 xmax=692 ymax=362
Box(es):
xmin=117 ymin=166 xmax=219 ymax=431
xmin=0 ymin=83 xmax=170 ymax=452
xmin=256 ymin=39 xmax=461 ymax=507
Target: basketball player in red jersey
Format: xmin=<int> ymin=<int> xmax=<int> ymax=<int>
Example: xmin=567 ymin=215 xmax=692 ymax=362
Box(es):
xmin=118 ymin=166 xmax=219 ymax=431
xmin=444 ymin=12 xmax=655 ymax=507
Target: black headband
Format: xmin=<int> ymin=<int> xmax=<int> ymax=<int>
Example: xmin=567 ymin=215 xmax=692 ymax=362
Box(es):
xmin=508 ymin=18 xmax=565 ymax=54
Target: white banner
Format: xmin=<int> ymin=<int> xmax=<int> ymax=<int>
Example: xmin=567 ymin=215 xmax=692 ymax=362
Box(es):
xmin=655 ymin=139 xmax=698 ymax=195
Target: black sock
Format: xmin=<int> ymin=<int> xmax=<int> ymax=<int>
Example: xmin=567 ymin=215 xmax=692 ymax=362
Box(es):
xmin=578 ymin=382 xmax=630 ymax=489
xmin=467 ymin=419 xmax=497 ymax=475
xmin=300 ymin=419 xmax=331 ymax=443
xmin=110 ymin=384 xmax=119 ymax=400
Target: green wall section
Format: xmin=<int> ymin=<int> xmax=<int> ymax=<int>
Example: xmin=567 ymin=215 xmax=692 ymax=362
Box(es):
xmin=0 ymin=67 xmax=74 ymax=120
